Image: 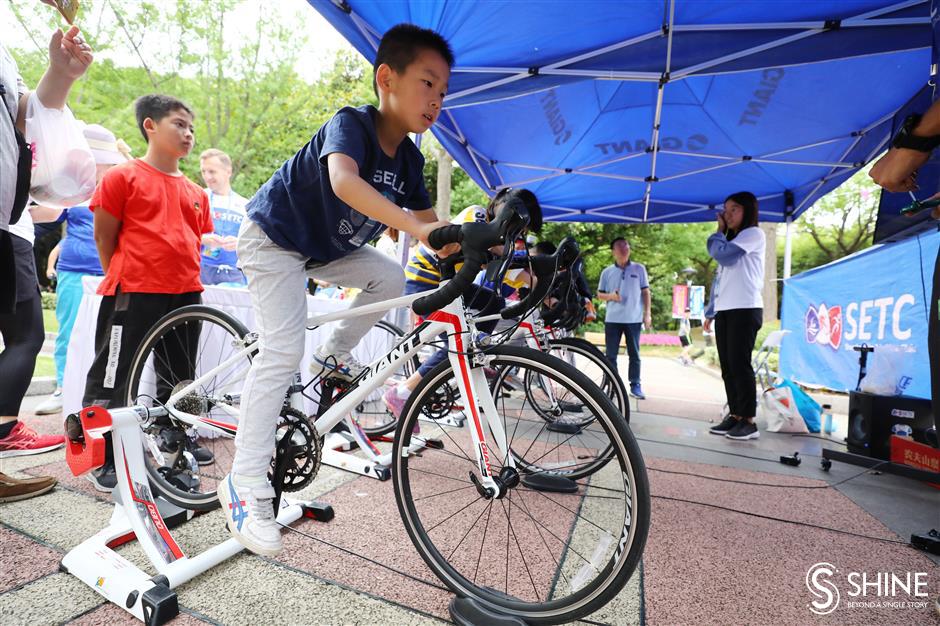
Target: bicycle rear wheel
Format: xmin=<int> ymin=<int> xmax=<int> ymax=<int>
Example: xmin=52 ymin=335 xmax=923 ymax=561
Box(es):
xmin=544 ymin=337 xmax=629 ymax=423
xmin=393 ymin=346 xmax=649 ymax=624
xmin=125 ymin=305 xmax=249 ymax=511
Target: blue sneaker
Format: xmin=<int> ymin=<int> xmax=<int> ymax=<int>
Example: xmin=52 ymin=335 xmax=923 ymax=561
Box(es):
xmin=218 ymin=474 xmax=282 ymax=556
xmin=629 ymin=384 xmax=646 ymax=400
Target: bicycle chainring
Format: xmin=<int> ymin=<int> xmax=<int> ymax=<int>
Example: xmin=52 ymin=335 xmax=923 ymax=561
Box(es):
xmin=270 ymin=406 xmax=321 ymax=492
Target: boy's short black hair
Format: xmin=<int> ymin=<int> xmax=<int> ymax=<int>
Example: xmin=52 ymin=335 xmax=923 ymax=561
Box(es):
xmin=134 ymin=94 xmax=194 ymax=143
xmin=489 ymin=188 xmax=544 ymax=234
xmin=610 ymin=237 xmax=629 ymax=249
xmin=373 ymin=23 xmax=454 ymax=98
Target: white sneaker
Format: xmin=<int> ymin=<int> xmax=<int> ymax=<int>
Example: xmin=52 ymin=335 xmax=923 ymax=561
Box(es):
xmin=34 ymin=389 xmax=63 ymax=415
xmin=218 ymin=474 xmax=283 ymax=556
xmin=310 ymin=347 xmax=364 ymax=381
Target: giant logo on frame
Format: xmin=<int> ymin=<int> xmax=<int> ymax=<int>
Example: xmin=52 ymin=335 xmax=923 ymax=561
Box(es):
xmin=805 ymin=304 xmax=842 ymax=350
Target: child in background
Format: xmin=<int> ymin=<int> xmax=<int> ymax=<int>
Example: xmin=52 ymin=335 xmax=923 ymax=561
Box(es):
xmin=82 ymin=95 xmax=213 ymax=492
xmin=678 ymin=307 xmax=694 ymax=366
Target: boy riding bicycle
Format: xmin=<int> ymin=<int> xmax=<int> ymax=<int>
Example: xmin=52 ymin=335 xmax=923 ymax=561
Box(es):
xmin=221 ymin=24 xmax=455 ymax=556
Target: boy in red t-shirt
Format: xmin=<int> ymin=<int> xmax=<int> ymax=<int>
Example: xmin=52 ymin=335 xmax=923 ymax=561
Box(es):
xmin=82 ymin=94 xmax=212 ymax=491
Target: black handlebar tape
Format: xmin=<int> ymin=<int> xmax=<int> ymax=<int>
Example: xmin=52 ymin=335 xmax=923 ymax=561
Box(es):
xmin=413 ymin=249 xmax=487 ymax=317
xmin=501 ymin=255 xmax=558 ymax=319
xmin=427 ymin=224 xmax=462 ymax=250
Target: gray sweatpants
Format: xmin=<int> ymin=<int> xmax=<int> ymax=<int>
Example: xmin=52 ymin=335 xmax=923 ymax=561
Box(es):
xmin=232 ymin=220 xmax=405 ymax=477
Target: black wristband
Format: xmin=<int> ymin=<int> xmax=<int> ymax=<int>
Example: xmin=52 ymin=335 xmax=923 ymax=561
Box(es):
xmin=892 ymin=114 xmax=940 ymax=152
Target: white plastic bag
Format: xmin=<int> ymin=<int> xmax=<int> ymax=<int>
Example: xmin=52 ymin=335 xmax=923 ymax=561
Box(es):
xmin=859 ymin=345 xmax=915 ymax=396
xmin=758 ymin=386 xmax=809 ymax=433
xmin=25 ymin=92 xmax=96 ymax=209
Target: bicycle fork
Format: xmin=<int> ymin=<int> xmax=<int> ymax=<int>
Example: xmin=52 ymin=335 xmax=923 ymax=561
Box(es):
xmin=428 ymin=307 xmax=517 ymax=500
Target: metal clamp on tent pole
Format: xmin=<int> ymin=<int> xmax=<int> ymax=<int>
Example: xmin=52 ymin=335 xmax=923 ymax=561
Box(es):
xmin=823 ymin=19 xmax=842 ymax=31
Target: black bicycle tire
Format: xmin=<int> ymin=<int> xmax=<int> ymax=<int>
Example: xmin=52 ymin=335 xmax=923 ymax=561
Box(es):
xmin=392 ymin=345 xmax=650 ymax=624
xmin=546 ymin=337 xmax=629 ymax=424
xmin=124 ymin=304 xmax=249 ymax=511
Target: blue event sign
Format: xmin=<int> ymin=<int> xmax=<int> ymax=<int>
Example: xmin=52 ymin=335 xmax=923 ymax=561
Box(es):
xmin=780 ymin=230 xmax=938 ymax=399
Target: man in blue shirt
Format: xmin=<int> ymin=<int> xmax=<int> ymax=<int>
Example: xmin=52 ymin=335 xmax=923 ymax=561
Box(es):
xmin=597 ymin=237 xmax=652 ymax=399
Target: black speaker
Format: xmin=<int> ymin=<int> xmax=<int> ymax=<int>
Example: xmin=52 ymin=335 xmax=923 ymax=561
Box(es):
xmin=847 ymin=391 xmax=934 ymax=460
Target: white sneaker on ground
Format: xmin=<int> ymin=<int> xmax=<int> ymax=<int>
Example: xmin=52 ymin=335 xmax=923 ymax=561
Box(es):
xmin=34 ymin=388 xmax=63 ymax=415
xmin=218 ymin=473 xmax=283 ymax=556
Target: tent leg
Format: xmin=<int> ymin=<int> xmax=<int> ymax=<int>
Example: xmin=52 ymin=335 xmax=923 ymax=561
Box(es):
xmin=783 ymin=214 xmax=793 ymax=280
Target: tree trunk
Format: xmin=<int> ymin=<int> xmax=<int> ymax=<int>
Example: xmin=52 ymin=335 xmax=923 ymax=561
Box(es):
xmin=761 ymin=223 xmax=779 ymax=322
xmin=435 ymin=146 xmax=452 ymax=220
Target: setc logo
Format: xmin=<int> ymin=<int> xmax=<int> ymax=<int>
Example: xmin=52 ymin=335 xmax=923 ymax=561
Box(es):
xmin=805 ymin=304 xmax=842 ymax=350
xmin=806 ymin=562 xmax=841 ymax=615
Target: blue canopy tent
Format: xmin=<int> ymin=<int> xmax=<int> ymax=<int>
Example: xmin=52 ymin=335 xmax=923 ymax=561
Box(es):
xmin=308 ymin=0 xmax=933 ymax=275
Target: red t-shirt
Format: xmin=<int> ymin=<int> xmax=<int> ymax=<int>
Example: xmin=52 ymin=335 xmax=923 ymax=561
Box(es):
xmin=91 ymin=159 xmax=213 ymax=295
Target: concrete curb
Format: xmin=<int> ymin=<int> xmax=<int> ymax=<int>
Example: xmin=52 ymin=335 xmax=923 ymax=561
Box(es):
xmin=26 ymin=376 xmax=56 ymax=397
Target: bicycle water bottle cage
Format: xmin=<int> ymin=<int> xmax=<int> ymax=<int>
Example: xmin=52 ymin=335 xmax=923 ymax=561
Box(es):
xmin=65 ymin=406 xmax=111 ymax=477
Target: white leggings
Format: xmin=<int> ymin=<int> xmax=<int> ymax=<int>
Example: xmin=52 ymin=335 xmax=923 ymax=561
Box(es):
xmin=232 ymin=220 xmax=405 ymax=477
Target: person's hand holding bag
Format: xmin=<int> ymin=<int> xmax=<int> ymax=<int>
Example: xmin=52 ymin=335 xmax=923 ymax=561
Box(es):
xmin=25 ymin=26 xmax=96 ymax=209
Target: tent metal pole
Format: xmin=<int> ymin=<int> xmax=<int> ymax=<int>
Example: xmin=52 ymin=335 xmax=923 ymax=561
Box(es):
xmin=445 ymin=29 xmax=661 ymax=103
xmin=658 ymin=160 xmax=744 ymax=182
xmin=672 ymin=0 xmax=927 ymax=79
xmin=672 ymin=15 xmax=928 ymax=32
xmin=642 ymin=0 xmax=676 ymax=222
xmin=760 ymin=137 xmax=848 ymax=158
xmin=440 ymin=111 xmax=496 ymax=191
xmin=783 ymin=214 xmax=794 ymax=280
xmin=751 ymin=158 xmax=854 ymax=167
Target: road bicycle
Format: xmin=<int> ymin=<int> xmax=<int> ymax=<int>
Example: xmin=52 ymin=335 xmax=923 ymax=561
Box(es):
xmin=122 ymin=201 xmax=649 ymax=623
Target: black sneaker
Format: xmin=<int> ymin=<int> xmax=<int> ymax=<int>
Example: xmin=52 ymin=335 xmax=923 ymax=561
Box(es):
xmin=709 ymin=414 xmax=738 ymax=435
xmin=726 ymin=419 xmax=760 ymax=441
xmin=87 ymin=462 xmax=117 ymax=493
xmin=192 ymin=444 xmax=215 ymax=466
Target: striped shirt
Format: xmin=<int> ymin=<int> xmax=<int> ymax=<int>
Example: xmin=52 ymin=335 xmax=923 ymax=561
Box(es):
xmin=405 ymin=205 xmax=487 ymax=284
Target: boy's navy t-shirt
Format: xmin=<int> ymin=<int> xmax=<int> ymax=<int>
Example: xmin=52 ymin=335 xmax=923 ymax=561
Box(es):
xmin=247 ymin=105 xmax=432 ymax=263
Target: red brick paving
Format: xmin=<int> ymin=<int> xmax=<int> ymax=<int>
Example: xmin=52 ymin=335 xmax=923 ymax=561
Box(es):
xmin=642 ymin=457 xmax=939 ymax=625
xmin=0 ymin=526 xmax=61 ymax=593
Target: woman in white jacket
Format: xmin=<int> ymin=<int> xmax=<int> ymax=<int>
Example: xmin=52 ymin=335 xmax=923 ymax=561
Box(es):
xmin=703 ymin=191 xmax=765 ymax=441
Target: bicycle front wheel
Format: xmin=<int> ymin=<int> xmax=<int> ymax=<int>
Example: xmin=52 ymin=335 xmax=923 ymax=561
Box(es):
xmin=392 ymin=346 xmax=649 ymax=624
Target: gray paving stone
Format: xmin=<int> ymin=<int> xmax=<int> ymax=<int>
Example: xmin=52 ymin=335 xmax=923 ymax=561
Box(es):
xmin=0 ymin=448 xmax=66 ymax=475
xmin=175 ymin=555 xmax=440 ymax=626
xmin=0 ymin=488 xmax=111 ymax=551
xmin=0 ymin=572 xmax=103 ymax=625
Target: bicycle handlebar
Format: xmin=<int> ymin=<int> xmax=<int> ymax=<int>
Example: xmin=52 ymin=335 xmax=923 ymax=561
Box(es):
xmin=412 ymin=199 xmax=529 ymax=317
xmin=503 ymin=236 xmax=581 ymax=320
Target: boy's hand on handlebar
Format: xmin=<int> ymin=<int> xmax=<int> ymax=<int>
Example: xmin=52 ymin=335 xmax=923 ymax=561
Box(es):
xmin=417 ymin=220 xmax=460 ymax=258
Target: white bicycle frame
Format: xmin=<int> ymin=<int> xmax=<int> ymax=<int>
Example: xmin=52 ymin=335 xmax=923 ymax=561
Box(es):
xmin=155 ymin=283 xmax=515 ymax=493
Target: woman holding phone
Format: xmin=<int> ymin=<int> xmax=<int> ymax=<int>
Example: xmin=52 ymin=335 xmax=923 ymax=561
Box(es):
xmin=703 ymin=191 xmax=765 ymax=440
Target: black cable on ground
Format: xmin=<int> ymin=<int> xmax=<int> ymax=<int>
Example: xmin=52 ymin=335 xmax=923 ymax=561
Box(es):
xmin=647 ymin=460 xmax=888 ymax=490
xmin=788 ymin=433 xmax=848 ymax=446
xmin=278 ymin=522 xmax=451 ymax=593
xmin=652 ymin=494 xmax=909 ymax=546
xmin=279 ymin=522 xmax=613 ymax=625
xmin=635 ymin=434 xmax=837 ymax=461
